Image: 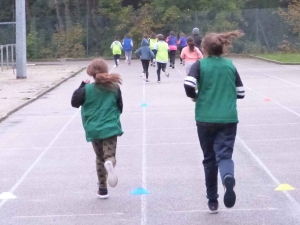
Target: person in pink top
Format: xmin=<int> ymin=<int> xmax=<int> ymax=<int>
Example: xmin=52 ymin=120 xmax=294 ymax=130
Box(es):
xmin=180 ymin=36 xmax=203 ymax=74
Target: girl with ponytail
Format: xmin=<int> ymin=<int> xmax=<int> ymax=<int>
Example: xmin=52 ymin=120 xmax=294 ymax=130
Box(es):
xmin=184 ymin=30 xmax=245 ymax=213
xmin=180 ymin=36 xmax=203 ymax=74
xmin=71 ymin=58 xmax=123 ymax=199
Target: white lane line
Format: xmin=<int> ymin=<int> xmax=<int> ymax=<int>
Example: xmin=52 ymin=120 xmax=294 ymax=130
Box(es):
xmin=245 ymin=85 xmax=300 ymax=118
xmin=141 ymin=78 xmax=147 ymax=225
xmin=0 ymin=109 xmax=80 ymax=209
xmin=237 ymin=135 xmax=300 ymax=214
xmin=243 ymin=137 xmax=300 ymax=142
xmin=175 ymin=66 xmax=186 ymax=79
xmin=15 ymin=213 xmax=124 ymax=218
xmin=234 ymin=62 xmax=300 ymax=88
xmin=168 ymin=208 xmax=278 ymax=214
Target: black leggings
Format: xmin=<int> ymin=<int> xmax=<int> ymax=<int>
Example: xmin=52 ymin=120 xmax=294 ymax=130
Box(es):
xmin=169 ymin=50 xmax=176 ymax=65
xmin=178 ymin=47 xmax=184 ymax=62
xmin=141 ymin=60 xmax=150 ymax=79
xmin=157 ymin=62 xmax=166 ymax=81
xmin=114 ymin=54 xmax=120 ymax=66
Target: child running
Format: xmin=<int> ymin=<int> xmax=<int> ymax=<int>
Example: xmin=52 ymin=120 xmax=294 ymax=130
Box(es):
xmin=184 ymin=30 xmax=245 ymax=213
xmin=134 ymin=38 xmax=155 ymax=83
xmin=166 ymin=31 xmax=177 ymax=69
xmin=149 ymin=32 xmax=158 ymax=67
xmin=154 ymin=34 xmax=170 ymax=83
xmin=177 ymin=32 xmax=187 ymax=65
xmin=180 ymin=36 xmax=203 ymax=74
xmin=71 ymin=58 xmax=123 ymax=199
xmin=122 ymin=33 xmax=133 ymax=65
xmin=110 ymin=37 xmax=123 ymax=67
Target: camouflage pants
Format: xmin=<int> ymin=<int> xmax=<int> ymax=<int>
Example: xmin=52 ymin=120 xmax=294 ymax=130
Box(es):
xmin=92 ymin=136 xmax=117 ymax=188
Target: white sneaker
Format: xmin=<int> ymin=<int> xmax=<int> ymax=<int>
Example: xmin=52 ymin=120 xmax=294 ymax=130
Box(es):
xmin=104 ymin=161 xmax=118 ymax=187
xmin=165 ymin=71 xmax=170 ymax=77
xmin=113 ymin=65 xmax=117 ymax=68
xmin=117 ymin=59 xmax=120 ymax=64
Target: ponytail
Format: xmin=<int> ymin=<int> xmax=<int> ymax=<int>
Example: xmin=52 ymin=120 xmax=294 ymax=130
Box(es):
xmin=94 ymin=73 xmax=122 ymax=90
xmin=202 ymin=30 xmax=244 ymax=56
xmin=87 ymin=58 xmax=122 ymax=90
xmin=187 ymin=36 xmax=195 ymax=52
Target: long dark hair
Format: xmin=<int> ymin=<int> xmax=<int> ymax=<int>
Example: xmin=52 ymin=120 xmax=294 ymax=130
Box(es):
xmin=187 ymin=36 xmax=195 ymax=52
xmin=87 ymin=59 xmax=122 ymax=90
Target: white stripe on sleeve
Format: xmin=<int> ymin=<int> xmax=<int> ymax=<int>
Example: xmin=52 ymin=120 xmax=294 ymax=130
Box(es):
xmin=184 ymin=76 xmax=197 ymax=88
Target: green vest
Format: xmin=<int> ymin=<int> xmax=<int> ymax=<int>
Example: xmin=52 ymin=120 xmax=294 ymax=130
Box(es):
xmin=156 ymin=41 xmax=168 ymax=62
xmin=81 ymin=83 xmax=123 ymax=142
xmin=112 ymin=42 xmax=122 ymax=55
xmin=149 ymin=38 xmax=157 ymax=50
xmin=195 ymin=57 xmax=238 ymax=123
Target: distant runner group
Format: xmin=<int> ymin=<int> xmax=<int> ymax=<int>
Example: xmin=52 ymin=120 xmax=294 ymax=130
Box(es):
xmin=110 ymin=28 xmax=204 ymax=83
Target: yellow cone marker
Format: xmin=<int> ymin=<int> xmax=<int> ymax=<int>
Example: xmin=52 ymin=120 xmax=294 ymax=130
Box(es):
xmin=275 ymin=184 xmax=295 ymax=191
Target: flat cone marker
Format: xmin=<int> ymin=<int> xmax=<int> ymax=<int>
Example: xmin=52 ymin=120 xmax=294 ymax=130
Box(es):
xmin=275 ymin=184 xmax=295 ymax=191
xmin=141 ymin=103 xmax=148 ymax=107
xmin=131 ymin=188 xmax=149 ymax=195
xmin=265 ymin=98 xmax=271 ymax=102
xmin=0 ymin=192 xmax=17 ymax=200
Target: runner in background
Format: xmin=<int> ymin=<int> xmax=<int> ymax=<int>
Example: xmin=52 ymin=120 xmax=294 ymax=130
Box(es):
xmin=123 ymin=33 xmax=133 ymax=65
xmin=192 ymin=28 xmax=202 ymax=50
xmin=166 ymin=31 xmax=178 ymax=69
xmin=110 ymin=37 xmax=123 ymax=67
xmin=177 ymin=32 xmax=187 ymax=65
xmin=149 ymin=32 xmax=158 ymax=67
xmin=180 ymin=36 xmax=203 ymax=74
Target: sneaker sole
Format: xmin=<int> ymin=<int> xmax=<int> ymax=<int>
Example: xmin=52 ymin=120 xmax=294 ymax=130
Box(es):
xmin=209 ymin=209 xmax=218 ymax=214
xmin=97 ymin=194 xmax=109 ymax=199
xmin=224 ymin=176 xmax=236 ymax=208
xmin=104 ymin=161 xmax=118 ymax=187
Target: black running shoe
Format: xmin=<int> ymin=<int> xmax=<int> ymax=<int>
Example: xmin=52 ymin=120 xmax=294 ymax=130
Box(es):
xmin=208 ymin=199 xmax=219 ymax=214
xmin=224 ymin=175 xmax=236 ymax=208
xmin=97 ymin=187 xmax=109 ymax=199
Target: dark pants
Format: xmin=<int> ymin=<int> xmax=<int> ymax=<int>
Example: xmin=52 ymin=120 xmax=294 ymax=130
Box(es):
xmin=114 ymin=54 xmax=120 ymax=66
xmin=197 ymin=123 xmax=237 ymax=200
xmin=151 ymin=50 xmax=155 ymax=63
xmin=157 ymin=62 xmax=166 ymax=81
xmin=178 ymin=47 xmax=184 ymax=62
xmin=169 ymin=50 xmax=176 ymax=66
xmin=141 ymin=60 xmax=150 ymax=79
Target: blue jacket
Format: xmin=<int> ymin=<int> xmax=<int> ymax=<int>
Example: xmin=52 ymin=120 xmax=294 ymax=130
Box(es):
xmin=134 ymin=39 xmax=155 ymax=60
xmin=123 ymin=38 xmax=133 ymax=51
xmin=179 ymin=37 xmax=187 ymax=47
xmin=167 ymin=36 xmax=177 ymax=46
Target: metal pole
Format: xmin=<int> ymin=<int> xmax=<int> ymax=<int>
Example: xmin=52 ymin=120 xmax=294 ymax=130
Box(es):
xmin=16 ymin=0 xmax=27 ymax=79
xmin=6 ymin=45 xmax=9 ymax=69
xmin=11 ymin=45 xmax=14 ymax=66
xmin=1 ymin=46 xmax=3 ymax=71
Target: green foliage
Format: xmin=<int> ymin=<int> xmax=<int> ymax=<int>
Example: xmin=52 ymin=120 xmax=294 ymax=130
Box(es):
xmin=52 ymin=24 xmax=85 ymax=58
xmin=1 ymin=0 xmax=300 ymax=58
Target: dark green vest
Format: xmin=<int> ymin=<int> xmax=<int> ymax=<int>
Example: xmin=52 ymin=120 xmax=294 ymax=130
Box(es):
xmin=195 ymin=57 xmax=238 ymax=123
xmin=81 ymin=83 xmax=123 ymax=142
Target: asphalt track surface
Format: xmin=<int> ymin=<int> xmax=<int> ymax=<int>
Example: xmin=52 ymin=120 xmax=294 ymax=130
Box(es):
xmin=1 ymin=58 xmax=300 ymax=225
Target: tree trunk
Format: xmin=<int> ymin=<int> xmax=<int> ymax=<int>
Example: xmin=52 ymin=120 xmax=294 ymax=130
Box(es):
xmin=54 ymin=0 xmax=64 ymax=29
xmin=63 ymin=0 xmax=72 ymax=30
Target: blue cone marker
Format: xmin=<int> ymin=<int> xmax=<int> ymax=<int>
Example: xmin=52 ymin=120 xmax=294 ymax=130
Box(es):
xmin=141 ymin=103 xmax=148 ymax=107
xmin=131 ymin=187 xmax=149 ymax=195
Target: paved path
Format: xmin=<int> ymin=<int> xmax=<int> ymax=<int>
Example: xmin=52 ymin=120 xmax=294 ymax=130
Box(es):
xmin=0 ymin=61 xmax=88 ymax=118
xmin=0 ymin=58 xmax=300 ymax=224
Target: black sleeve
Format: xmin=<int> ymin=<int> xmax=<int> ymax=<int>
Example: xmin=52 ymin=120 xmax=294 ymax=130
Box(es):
xmin=71 ymin=82 xmax=86 ymax=108
xmin=235 ymin=70 xmax=245 ymax=99
xmin=152 ymin=49 xmax=157 ymax=55
xmin=184 ymin=61 xmax=200 ymax=99
xmin=117 ymin=88 xmax=123 ymax=113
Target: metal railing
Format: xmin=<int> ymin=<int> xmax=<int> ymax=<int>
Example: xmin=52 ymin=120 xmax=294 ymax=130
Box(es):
xmin=0 ymin=44 xmax=16 ymax=71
